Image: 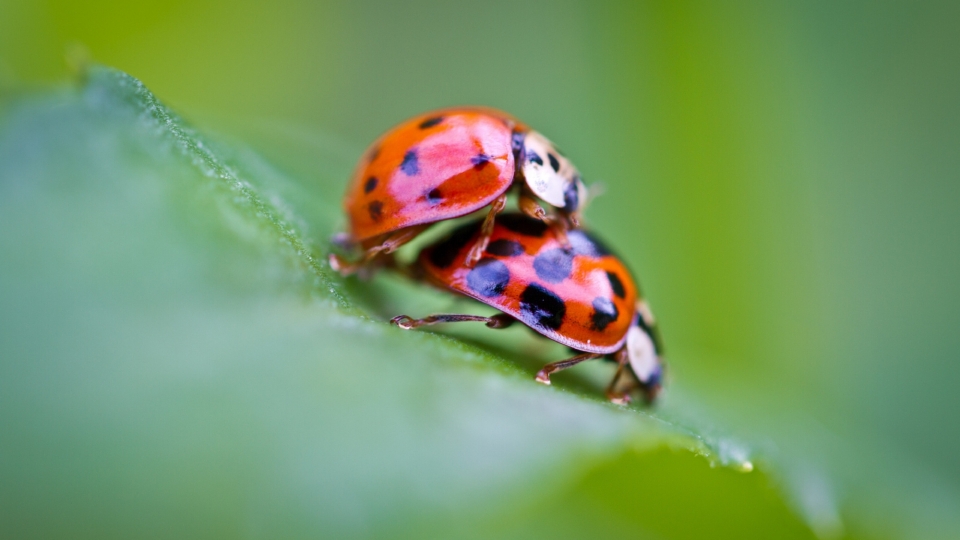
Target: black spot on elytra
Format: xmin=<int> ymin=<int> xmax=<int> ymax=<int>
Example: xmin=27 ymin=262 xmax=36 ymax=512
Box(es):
xmin=471 ymin=153 xmax=491 ymax=169
xmin=520 ymin=283 xmax=566 ymax=331
xmin=606 ymin=271 xmax=626 ymax=298
xmin=466 ymin=258 xmax=511 ymax=297
xmin=548 ymin=153 xmax=560 ymax=172
xmin=418 ymin=116 xmax=444 ymax=129
xmin=591 ymin=297 xmax=619 ymax=331
xmin=567 ymin=230 xmax=612 ymax=257
xmin=563 ymin=179 xmax=580 ymax=211
xmin=527 ymin=151 xmax=543 ymax=166
xmin=368 ymin=200 xmax=383 ymax=222
xmin=364 ymin=176 xmax=378 ymax=194
xmin=486 ymin=239 xmax=524 ymax=257
xmin=428 ymin=221 xmax=482 ymax=268
xmin=400 ymin=150 xmax=419 ymax=175
xmin=497 ymin=214 xmax=548 ymax=237
xmin=533 ymin=248 xmax=574 ymax=283
xmin=427 ymin=188 xmax=443 ymax=204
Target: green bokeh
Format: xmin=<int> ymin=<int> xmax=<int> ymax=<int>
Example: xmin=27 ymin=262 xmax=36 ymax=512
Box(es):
xmin=2 ymin=1 xmax=959 ymax=538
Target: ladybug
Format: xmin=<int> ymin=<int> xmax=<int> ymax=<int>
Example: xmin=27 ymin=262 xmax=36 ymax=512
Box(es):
xmin=329 ymin=108 xmax=588 ymax=275
xmin=390 ymin=213 xmax=663 ymax=403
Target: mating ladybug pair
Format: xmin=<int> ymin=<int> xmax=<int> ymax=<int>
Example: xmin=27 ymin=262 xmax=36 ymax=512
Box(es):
xmin=330 ymin=108 xmax=663 ymax=403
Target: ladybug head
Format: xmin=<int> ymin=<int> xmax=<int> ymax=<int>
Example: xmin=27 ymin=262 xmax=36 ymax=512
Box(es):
xmin=625 ymin=300 xmax=664 ymax=398
xmin=519 ymin=130 xmax=588 ymax=214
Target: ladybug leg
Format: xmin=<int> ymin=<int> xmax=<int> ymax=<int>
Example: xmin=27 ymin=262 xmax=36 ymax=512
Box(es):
xmin=548 ymin=218 xmax=571 ymax=249
xmin=464 ymin=193 xmax=508 ymax=267
xmin=391 ymin=313 xmax=516 ymax=330
xmin=373 ymin=225 xmax=429 ymax=255
xmin=328 ymin=253 xmax=362 ymax=276
xmin=534 ymin=352 xmax=603 ymax=385
xmin=518 ymin=190 xmax=572 ymax=249
xmin=518 ymin=189 xmax=549 ymax=222
xmin=328 ymin=225 xmax=428 ymax=277
xmin=604 ymin=347 xmax=662 ymax=405
xmin=634 ymin=369 xmax=663 ymax=404
xmin=612 ymin=377 xmax=660 ymax=405
xmin=605 ymin=348 xmax=633 ymax=405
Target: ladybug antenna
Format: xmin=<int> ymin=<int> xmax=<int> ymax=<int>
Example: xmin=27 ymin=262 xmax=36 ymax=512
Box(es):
xmin=586 ymin=180 xmax=606 ymax=205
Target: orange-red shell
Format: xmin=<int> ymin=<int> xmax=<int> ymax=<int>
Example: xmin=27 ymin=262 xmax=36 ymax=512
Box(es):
xmin=418 ymin=214 xmax=638 ymax=353
xmin=344 ymin=109 xmax=525 ymax=242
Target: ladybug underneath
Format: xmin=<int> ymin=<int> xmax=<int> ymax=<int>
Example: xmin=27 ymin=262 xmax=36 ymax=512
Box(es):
xmin=330 ymin=108 xmax=588 ymax=276
xmin=391 ymin=214 xmax=664 ymax=403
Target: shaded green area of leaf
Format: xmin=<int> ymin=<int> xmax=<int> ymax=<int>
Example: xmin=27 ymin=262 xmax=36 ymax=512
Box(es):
xmin=0 ymin=67 xmax=953 ymax=540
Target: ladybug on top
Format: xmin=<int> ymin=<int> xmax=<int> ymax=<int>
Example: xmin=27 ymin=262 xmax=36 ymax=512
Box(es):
xmin=329 ymin=107 xmax=588 ymax=275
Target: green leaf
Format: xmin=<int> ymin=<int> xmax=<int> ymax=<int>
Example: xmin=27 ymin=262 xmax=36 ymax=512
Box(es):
xmin=0 ymin=67 xmax=949 ymax=540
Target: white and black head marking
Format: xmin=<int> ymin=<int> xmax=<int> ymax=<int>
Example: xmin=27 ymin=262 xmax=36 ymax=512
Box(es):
xmin=626 ymin=301 xmax=663 ymax=386
xmin=520 ymin=131 xmax=588 ymax=212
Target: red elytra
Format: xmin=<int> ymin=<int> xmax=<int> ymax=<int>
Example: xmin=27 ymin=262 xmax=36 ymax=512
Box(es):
xmin=392 ymin=213 xmax=663 ymax=403
xmin=330 ymin=108 xmax=588 ymax=275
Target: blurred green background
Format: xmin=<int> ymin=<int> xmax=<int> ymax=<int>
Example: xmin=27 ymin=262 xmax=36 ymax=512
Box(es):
xmin=2 ymin=1 xmax=959 ymax=539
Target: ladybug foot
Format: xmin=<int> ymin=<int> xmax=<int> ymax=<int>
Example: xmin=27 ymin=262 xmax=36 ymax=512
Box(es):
xmin=390 ymin=315 xmax=417 ymax=330
xmin=328 ymin=253 xmax=356 ymax=276
xmin=640 ymin=385 xmax=662 ymax=405
xmin=535 ymin=352 xmax=603 ymax=387
xmin=606 ymin=391 xmax=632 ymax=405
xmin=464 ymin=244 xmax=485 ymax=268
